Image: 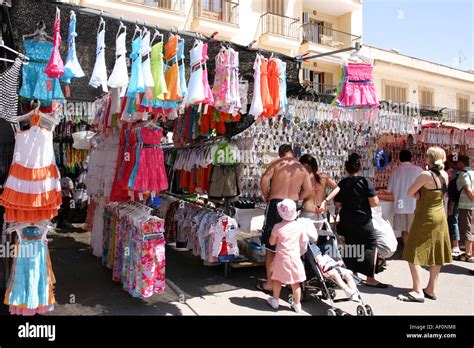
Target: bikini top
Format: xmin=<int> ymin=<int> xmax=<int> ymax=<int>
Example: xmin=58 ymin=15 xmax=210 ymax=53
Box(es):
xmin=427 ymin=168 xmax=447 ymax=193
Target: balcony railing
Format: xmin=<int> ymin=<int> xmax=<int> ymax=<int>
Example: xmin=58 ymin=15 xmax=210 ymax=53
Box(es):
xmin=194 ymin=0 xmax=239 ymax=26
xmin=125 ymin=0 xmax=185 ymax=12
xmin=311 ymin=83 xmax=338 ymax=96
xmin=302 ymin=23 xmax=361 ymax=49
xmin=260 ymin=12 xmax=300 ymax=39
xmin=416 ymin=105 xmax=474 ymax=124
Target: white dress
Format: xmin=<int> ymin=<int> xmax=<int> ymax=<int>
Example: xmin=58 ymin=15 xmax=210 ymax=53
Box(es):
xmin=89 ymin=28 xmax=108 ymax=93
xmin=108 ymin=31 xmax=129 ymax=89
xmin=141 ymin=31 xmax=155 ymax=89
xmin=249 ymin=54 xmax=263 ymax=117
xmin=184 ymin=41 xmax=205 ymax=105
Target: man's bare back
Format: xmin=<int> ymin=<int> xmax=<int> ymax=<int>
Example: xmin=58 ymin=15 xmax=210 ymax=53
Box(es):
xmin=261 ymin=157 xmax=312 ymax=201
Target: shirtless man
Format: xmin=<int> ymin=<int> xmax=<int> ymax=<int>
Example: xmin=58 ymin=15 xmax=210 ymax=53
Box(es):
xmin=257 ymin=144 xmax=313 ymax=292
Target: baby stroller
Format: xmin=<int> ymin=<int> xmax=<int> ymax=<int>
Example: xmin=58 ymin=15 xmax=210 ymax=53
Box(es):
xmin=301 ymin=219 xmax=374 ymax=316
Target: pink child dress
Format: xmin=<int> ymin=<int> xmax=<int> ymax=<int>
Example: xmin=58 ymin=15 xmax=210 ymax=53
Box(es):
xmin=44 ymin=12 xmax=65 ymax=79
xmin=271 ymin=220 xmax=307 ymax=285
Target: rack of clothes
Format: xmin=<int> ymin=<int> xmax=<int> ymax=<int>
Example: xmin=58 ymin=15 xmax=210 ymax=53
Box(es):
xmin=249 ymin=53 xmax=288 ymax=120
xmin=102 ymin=201 xmax=166 ymax=299
xmin=109 ymin=122 xmax=168 ymax=202
xmin=164 ymin=141 xmax=241 ymax=201
xmin=158 ymin=193 xmax=239 ymax=264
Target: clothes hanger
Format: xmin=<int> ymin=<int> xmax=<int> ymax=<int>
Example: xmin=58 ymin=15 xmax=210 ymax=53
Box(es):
xmin=132 ymin=21 xmax=142 ymax=41
xmin=151 ymin=25 xmax=163 ymax=45
xmin=0 ymin=38 xmax=29 ymax=62
xmin=97 ymin=16 xmax=106 ymax=34
xmin=116 ymin=19 xmax=127 ymax=39
xmin=22 ymin=20 xmax=54 ymax=42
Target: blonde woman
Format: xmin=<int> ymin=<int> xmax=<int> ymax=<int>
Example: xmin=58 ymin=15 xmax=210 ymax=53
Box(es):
xmin=398 ymin=147 xmax=452 ymax=303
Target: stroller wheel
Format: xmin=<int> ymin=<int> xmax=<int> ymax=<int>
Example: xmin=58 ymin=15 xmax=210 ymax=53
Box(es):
xmin=327 ymin=309 xmax=337 ymax=316
xmin=365 ymin=304 xmax=374 ymax=316
xmin=356 ymin=305 xmax=368 ymax=316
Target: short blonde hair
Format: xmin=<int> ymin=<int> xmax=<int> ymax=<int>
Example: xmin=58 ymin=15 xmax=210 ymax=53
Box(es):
xmin=426 ymin=146 xmax=446 ymax=170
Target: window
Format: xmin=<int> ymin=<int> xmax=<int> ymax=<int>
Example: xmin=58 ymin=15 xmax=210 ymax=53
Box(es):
xmin=383 ymin=80 xmax=408 ymax=103
xmin=419 ymin=87 xmax=434 ymax=109
xmin=267 ymin=0 xmax=284 ymax=15
xmin=457 ymin=95 xmax=469 ymax=115
xmin=302 ymin=69 xmax=335 ymax=94
xmin=202 ymin=0 xmax=223 ymax=20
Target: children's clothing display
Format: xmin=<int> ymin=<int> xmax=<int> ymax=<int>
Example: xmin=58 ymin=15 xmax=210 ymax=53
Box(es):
xmin=335 ymin=63 xmax=379 ymax=108
xmin=184 ymin=40 xmax=205 ymax=105
xmin=159 ymin=196 xmax=239 ymax=261
xmin=44 ymin=11 xmax=64 ymax=79
xmin=0 ymin=58 xmax=23 ymax=123
xmin=4 ymin=225 xmax=56 ymax=315
xmin=60 ymin=11 xmax=84 ymax=85
xmin=150 ymin=40 xmax=168 ymax=101
xmin=108 ymin=29 xmax=129 ymax=89
xmin=163 ymin=34 xmax=181 ymax=102
xmin=0 ymin=113 xmax=62 ymax=222
xmin=19 ymin=40 xmax=65 ymax=102
xmin=102 ymin=202 xmax=165 ymax=298
xmin=89 ymin=22 xmax=108 ymax=93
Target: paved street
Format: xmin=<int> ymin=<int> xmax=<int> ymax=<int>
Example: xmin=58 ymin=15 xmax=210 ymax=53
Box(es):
xmin=3 ymin=226 xmax=472 ymax=316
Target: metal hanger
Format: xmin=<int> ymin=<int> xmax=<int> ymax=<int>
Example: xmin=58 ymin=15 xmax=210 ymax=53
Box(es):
xmin=151 ymin=25 xmax=163 ymax=45
xmin=22 ymin=20 xmax=54 ymax=42
xmin=97 ymin=16 xmax=106 ymax=34
xmin=0 ymin=37 xmax=29 ymax=62
xmin=132 ymin=21 xmax=142 ymax=41
xmin=116 ymin=17 xmax=127 ymax=39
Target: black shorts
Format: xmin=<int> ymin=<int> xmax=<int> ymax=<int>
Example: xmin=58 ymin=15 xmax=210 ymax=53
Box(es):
xmin=261 ymin=199 xmax=298 ymax=252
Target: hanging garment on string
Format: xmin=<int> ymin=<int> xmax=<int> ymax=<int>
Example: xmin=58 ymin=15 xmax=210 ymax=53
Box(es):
xmin=44 ymin=13 xmax=64 ymax=79
xmin=249 ymin=54 xmax=263 ymax=117
xmin=184 ymin=40 xmax=205 ymax=105
xmin=108 ymin=30 xmax=129 ymax=89
xmin=0 ymin=58 xmax=23 ymax=123
xmin=126 ymin=35 xmax=145 ymax=98
xmin=19 ymin=40 xmax=65 ymax=102
xmin=150 ymin=40 xmax=168 ymax=101
xmin=260 ymin=57 xmax=273 ymax=117
xmin=163 ymin=34 xmax=182 ymax=102
xmin=61 ymin=11 xmax=84 ymax=84
xmin=336 ymin=63 xmax=379 ymax=108
xmin=0 ymin=114 xmax=62 ymax=222
xmin=89 ymin=25 xmax=108 ymax=93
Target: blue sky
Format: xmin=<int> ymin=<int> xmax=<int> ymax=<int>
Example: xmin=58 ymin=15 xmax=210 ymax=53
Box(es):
xmin=363 ymin=0 xmax=474 ymax=70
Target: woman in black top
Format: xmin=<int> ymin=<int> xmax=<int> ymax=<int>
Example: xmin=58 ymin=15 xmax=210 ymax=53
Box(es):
xmin=334 ymin=153 xmax=388 ymax=288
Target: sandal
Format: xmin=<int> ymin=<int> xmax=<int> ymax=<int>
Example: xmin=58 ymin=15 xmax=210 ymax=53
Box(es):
xmin=423 ymin=289 xmax=437 ymax=300
xmin=256 ymin=282 xmax=272 ymax=294
xmin=398 ymin=291 xmax=425 ymax=303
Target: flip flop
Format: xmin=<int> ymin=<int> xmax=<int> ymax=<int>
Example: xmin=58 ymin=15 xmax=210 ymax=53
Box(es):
xmin=398 ymin=291 xmax=425 ymax=303
xmin=256 ymin=282 xmax=272 ymax=294
xmin=364 ymin=282 xmax=389 ymax=289
xmin=423 ymin=289 xmax=437 ymax=300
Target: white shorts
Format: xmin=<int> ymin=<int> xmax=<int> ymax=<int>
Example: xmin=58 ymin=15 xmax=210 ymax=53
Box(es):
xmin=393 ymin=213 xmax=415 ymax=232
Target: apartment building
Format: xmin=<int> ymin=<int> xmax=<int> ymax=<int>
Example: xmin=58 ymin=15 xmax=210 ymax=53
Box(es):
xmin=67 ymin=0 xmax=474 ymax=123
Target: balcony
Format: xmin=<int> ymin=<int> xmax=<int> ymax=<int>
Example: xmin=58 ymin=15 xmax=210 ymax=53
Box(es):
xmin=312 ymin=83 xmax=338 ymax=96
xmin=192 ymin=0 xmax=240 ymax=38
xmin=423 ymin=107 xmax=474 ymax=125
xmin=302 ymin=23 xmax=360 ymax=50
xmin=258 ymin=12 xmax=301 ymax=55
xmin=125 ymin=0 xmax=185 ymax=13
xmin=303 ymin=0 xmax=362 ymax=17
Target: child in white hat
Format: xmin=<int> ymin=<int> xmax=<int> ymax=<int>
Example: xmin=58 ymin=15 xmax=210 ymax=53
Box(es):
xmin=267 ymin=199 xmax=308 ymax=313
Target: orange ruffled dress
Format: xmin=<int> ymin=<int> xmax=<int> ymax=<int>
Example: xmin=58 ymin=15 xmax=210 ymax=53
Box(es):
xmin=0 ymin=114 xmax=62 ymax=222
xmin=260 ymin=57 xmax=273 ymax=117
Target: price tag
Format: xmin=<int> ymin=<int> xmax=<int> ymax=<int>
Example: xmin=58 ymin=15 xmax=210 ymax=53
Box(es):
xmin=64 ymin=85 xmax=71 ymax=98
xmin=46 ymin=79 xmax=53 ymax=92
